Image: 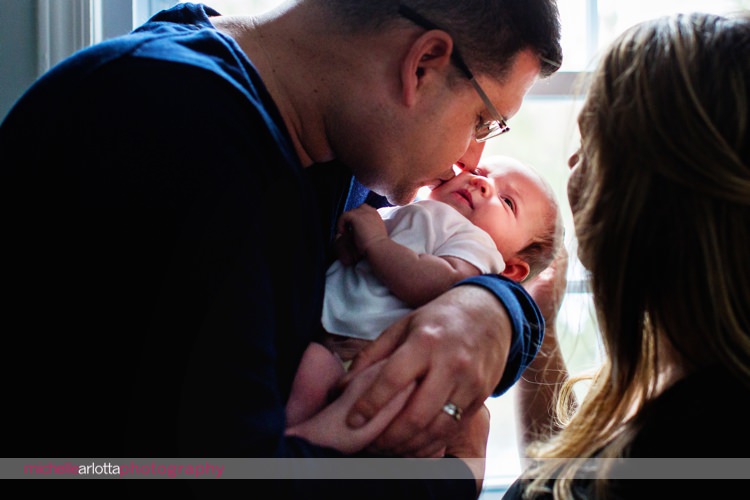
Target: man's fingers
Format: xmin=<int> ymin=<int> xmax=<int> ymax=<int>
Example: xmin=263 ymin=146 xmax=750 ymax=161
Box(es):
xmin=345 ymin=341 xmax=423 ymax=429
xmin=371 ymin=367 xmax=478 ymax=455
xmin=343 ymin=317 xmax=408 ymax=382
xmin=371 ymin=371 xmax=451 ymax=450
xmin=369 ymin=346 xmax=482 ymax=454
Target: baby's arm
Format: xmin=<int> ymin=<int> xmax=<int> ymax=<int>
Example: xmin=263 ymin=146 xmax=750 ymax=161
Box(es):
xmin=337 ymin=204 xmax=481 ymax=307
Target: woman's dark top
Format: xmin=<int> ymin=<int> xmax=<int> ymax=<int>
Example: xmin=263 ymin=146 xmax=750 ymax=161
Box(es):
xmin=503 ymin=367 xmax=750 ymax=499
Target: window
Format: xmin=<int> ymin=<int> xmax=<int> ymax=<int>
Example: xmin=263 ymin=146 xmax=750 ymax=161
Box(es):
xmin=46 ymin=0 xmax=750 ymax=495
xmin=480 ymin=0 xmax=747 ymax=495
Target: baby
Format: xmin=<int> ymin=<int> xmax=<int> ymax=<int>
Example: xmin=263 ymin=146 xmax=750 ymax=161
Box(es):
xmin=321 ymin=154 xmax=563 ymax=363
xmin=285 ymin=155 xmax=563 ymax=452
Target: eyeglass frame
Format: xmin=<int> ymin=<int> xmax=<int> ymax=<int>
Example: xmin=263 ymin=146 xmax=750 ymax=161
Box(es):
xmin=397 ymin=4 xmax=511 ymax=142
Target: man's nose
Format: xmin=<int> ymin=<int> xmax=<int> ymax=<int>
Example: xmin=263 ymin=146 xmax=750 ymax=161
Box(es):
xmin=455 ymin=140 xmax=486 ymax=172
xmin=438 ymin=166 xmax=457 ymax=184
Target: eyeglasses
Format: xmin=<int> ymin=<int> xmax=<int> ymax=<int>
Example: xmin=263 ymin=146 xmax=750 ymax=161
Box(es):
xmin=398 ymin=4 xmax=511 ymax=142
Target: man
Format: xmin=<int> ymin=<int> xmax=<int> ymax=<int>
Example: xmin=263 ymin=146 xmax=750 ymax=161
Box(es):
xmin=0 ymin=1 xmax=561 ymax=497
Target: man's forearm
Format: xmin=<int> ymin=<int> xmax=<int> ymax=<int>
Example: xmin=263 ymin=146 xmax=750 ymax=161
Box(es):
xmin=456 ymin=275 xmax=545 ymax=397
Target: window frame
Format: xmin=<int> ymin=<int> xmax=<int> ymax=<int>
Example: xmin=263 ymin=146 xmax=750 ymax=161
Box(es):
xmin=36 ymin=0 xmax=95 ymax=74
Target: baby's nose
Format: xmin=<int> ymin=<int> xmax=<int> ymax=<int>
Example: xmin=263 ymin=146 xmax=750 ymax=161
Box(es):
xmin=470 ymin=175 xmax=492 ymax=196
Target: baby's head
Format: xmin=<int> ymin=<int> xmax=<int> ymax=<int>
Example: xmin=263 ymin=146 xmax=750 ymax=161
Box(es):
xmin=428 ymin=155 xmax=563 ymax=282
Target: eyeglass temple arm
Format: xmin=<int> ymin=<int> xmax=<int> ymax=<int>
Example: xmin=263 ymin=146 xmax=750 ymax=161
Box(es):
xmin=397 ymin=4 xmax=474 ymax=80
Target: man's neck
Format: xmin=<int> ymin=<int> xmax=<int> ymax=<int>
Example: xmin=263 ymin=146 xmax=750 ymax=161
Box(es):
xmin=212 ymin=4 xmax=336 ymax=167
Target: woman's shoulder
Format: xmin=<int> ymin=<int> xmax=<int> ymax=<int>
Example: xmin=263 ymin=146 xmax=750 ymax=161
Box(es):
xmin=502 ymin=369 xmax=750 ymax=499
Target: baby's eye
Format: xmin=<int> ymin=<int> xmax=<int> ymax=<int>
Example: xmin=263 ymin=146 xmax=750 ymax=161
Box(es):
xmin=502 ymin=196 xmax=515 ymax=212
xmin=472 ymin=167 xmax=487 ymax=177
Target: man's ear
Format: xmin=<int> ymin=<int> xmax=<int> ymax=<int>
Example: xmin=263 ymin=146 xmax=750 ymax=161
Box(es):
xmin=500 ymin=258 xmax=530 ymax=283
xmin=400 ymin=30 xmax=454 ymax=107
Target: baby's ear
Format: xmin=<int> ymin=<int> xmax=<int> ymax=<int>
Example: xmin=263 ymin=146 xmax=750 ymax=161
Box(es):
xmin=500 ymin=258 xmax=530 ymax=282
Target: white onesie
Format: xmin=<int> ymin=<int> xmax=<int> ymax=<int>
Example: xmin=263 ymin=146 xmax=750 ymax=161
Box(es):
xmin=321 ymin=199 xmax=505 ymax=341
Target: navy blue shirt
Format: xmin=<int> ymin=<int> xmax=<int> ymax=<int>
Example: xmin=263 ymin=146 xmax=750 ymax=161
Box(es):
xmin=0 ymin=3 xmax=542 ymax=496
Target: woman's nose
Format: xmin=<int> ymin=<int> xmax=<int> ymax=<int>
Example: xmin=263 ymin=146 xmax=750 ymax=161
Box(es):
xmin=568 ymin=150 xmax=581 ymax=170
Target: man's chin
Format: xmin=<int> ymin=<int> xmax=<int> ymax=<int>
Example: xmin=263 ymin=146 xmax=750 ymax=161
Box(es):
xmin=387 ymin=193 xmax=419 ymax=206
xmin=377 ymin=187 xmax=417 ymax=206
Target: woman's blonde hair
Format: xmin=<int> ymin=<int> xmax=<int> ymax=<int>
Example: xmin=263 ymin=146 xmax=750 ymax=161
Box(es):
xmin=522 ymin=11 xmax=750 ymax=499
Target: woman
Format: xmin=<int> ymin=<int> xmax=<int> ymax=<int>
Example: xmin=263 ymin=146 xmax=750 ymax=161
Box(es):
xmin=508 ymin=11 xmax=750 ymax=499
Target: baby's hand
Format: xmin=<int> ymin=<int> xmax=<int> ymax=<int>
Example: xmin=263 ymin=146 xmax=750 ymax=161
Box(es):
xmin=333 ymin=223 xmax=360 ymax=266
xmin=335 ymin=205 xmax=389 ymax=263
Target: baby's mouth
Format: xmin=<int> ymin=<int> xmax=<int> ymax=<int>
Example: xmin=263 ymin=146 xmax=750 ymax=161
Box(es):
xmin=455 ymin=189 xmax=474 ymax=209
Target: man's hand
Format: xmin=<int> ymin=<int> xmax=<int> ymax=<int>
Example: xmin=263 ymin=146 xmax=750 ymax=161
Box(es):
xmin=340 ymin=284 xmax=511 ymax=457
xmin=446 ymin=404 xmax=491 ymax=497
xmin=286 ymin=357 xmax=416 ymax=454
